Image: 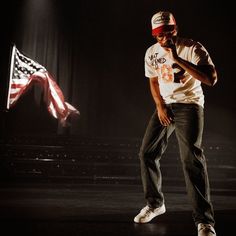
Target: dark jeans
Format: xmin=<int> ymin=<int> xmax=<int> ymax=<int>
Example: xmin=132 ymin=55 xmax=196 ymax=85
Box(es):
xmin=139 ymin=103 xmax=215 ymax=226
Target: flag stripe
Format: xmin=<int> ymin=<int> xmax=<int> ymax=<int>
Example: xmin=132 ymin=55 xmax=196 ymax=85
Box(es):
xmin=6 ymin=45 xmax=80 ymax=125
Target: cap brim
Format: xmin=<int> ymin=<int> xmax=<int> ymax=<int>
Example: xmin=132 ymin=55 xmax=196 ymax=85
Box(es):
xmin=152 ymin=25 xmax=176 ymax=36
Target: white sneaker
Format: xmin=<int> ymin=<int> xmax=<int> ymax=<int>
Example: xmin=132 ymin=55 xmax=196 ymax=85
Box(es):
xmin=198 ymin=223 xmax=216 ymax=236
xmin=134 ymin=204 xmax=166 ymax=223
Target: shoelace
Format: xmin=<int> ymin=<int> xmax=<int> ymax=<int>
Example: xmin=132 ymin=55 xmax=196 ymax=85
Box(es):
xmin=141 ymin=206 xmax=154 ymax=216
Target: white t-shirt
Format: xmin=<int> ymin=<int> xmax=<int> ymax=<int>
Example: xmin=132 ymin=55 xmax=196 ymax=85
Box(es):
xmin=144 ymin=37 xmax=215 ymax=107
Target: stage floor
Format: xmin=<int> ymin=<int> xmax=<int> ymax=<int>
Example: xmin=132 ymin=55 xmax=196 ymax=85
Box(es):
xmin=0 ymin=183 xmax=235 ymax=236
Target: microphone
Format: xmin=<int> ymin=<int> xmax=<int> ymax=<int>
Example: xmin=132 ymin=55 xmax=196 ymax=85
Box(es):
xmin=164 ymin=39 xmax=174 ymax=48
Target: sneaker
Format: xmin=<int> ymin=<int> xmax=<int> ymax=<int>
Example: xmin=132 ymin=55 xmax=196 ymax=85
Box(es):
xmin=134 ymin=204 xmax=166 ymax=223
xmin=198 ymin=223 xmax=216 ymax=236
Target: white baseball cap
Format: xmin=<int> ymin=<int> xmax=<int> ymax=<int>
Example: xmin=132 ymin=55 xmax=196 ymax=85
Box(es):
xmin=151 ymin=11 xmax=176 ymax=36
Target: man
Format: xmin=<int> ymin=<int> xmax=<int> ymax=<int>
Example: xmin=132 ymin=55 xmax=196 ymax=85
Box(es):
xmin=134 ymin=11 xmax=217 ymax=236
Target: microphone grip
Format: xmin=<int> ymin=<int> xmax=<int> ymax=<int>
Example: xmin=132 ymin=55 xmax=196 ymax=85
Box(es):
xmin=166 ymin=39 xmax=174 ymax=47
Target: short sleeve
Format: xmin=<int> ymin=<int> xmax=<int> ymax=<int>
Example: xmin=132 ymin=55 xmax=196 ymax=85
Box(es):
xmin=144 ymin=48 xmax=159 ymax=78
xmin=191 ymin=42 xmax=214 ymax=66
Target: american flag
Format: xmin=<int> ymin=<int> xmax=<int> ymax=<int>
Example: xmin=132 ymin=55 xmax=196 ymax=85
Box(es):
xmin=7 ymin=45 xmax=80 ymax=125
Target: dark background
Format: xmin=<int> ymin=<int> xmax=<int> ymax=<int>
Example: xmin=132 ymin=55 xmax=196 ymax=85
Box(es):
xmin=0 ymin=3 xmax=235 ymax=235
xmin=0 ymin=0 xmax=235 ymax=142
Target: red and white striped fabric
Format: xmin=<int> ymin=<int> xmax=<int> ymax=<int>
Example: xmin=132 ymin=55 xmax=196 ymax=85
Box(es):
xmin=7 ymin=45 xmax=80 ymax=125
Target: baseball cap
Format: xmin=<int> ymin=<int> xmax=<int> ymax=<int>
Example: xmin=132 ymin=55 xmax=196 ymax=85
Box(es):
xmin=151 ymin=11 xmax=176 ymax=36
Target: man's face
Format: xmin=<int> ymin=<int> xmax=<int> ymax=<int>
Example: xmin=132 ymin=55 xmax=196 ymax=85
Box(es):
xmin=155 ymin=27 xmax=177 ymax=48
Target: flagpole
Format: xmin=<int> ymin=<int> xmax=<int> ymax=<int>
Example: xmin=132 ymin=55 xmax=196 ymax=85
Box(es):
xmin=6 ymin=44 xmax=16 ymax=110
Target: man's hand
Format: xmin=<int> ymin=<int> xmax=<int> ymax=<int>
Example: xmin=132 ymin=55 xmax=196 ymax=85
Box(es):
xmin=163 ymin=39 xmax=178 ymax=61
xmin=157 ymin=105 xmax=173 ymax=126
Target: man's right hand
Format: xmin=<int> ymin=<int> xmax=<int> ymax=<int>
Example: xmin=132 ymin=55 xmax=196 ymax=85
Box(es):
xmin=157 ymin=105 xmax=173 ymax=126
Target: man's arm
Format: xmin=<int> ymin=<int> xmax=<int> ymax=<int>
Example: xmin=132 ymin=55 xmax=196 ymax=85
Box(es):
xmin=173 ymin=58 xmax=217 ymax=86
xmin=167 ymin=45 xmax=218 ymax=86
xmin=149 ymin=77 xmax=172 ymax=126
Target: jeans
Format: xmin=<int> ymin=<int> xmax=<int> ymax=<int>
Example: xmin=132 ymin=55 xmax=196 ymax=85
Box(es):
xmin=139 ymin=103 xmax=215 ymax=226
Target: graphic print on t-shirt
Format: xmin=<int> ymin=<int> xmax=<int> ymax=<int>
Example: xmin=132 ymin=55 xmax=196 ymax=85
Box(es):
xmin=160 ymin=64 xmax=174 ymax=83
xmin=149 ymin=53 xmax=186 ymax=84
xmin=172 ymin=63 xmax=186 ymax=83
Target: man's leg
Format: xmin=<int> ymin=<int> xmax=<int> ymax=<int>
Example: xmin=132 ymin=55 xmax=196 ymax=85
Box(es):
xmin=134 ymin=110 xmax=174 ymax=223
xmin=173 ymin=103 xmax=215 ymax=227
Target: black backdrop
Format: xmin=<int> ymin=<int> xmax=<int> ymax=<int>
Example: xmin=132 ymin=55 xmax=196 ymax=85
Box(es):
xmin=0 ymin=0 xmax=235 ymax=142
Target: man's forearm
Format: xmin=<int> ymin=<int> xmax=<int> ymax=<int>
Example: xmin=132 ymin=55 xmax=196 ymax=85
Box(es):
xmin=174 ymin=56 xmax=217 ymax=86
xmin=149 ymin=78 xmax=165 ymax=109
